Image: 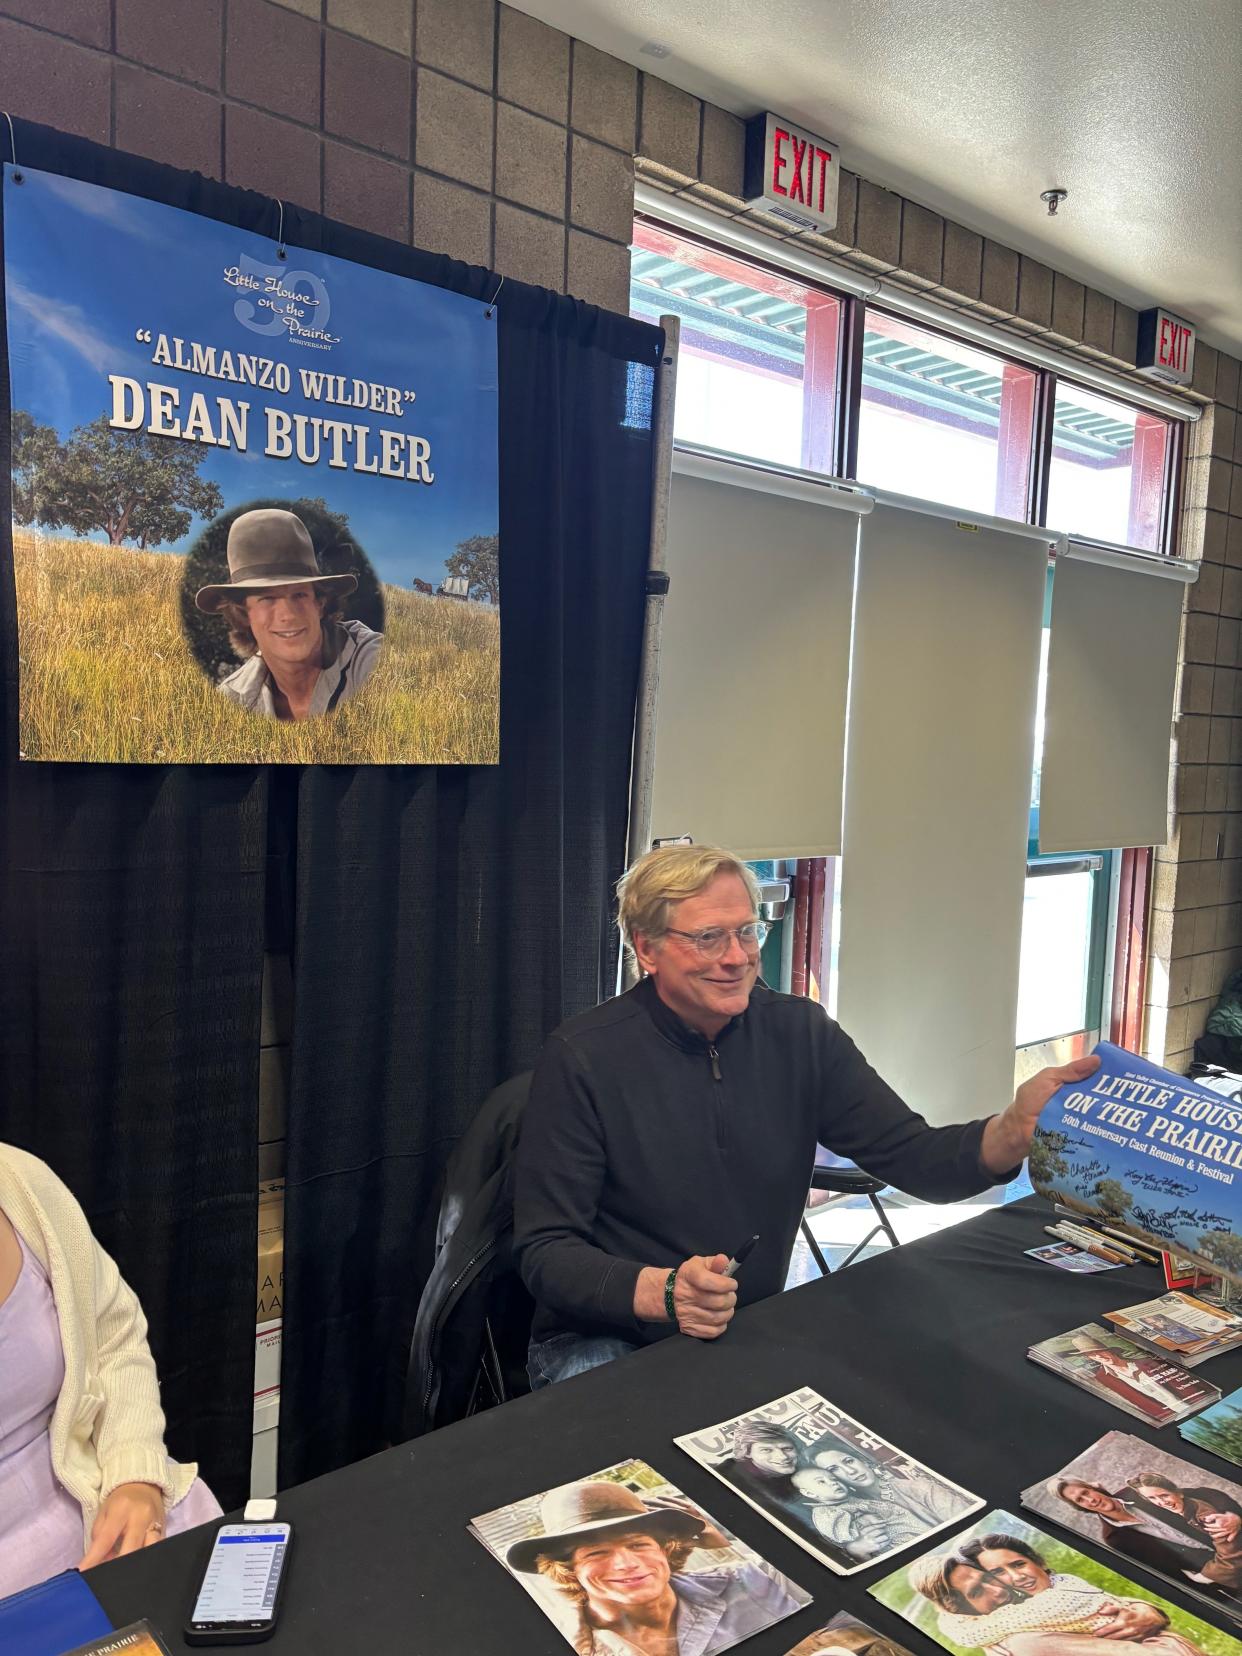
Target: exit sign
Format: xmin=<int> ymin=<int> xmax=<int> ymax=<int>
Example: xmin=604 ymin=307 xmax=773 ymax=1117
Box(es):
xmin=1136 ymin=307 xmax=1196 ymax=387
xmin=743 ymin=112 xmax=839 ymax=233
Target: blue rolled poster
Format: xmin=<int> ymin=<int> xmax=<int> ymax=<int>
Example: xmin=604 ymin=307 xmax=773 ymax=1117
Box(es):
xmin=1030 ymin=1042 xmax=1242 ymax=1283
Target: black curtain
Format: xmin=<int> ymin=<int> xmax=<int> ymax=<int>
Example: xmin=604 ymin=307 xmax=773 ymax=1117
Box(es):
xmin=0 ymin=119 xmax=660 ymax=1494
xmin=0 ymin=124 xmax=271 ymax=1509
xmin=273 ymin=241 xmax=659 ymax=1486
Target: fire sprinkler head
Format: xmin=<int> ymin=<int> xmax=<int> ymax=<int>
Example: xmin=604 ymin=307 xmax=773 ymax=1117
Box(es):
xmin=1040 ymin=188 xmax=1069 ymax=217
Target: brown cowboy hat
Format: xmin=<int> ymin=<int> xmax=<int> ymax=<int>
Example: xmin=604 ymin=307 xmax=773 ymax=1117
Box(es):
xmin=195 ymin=509 xmax=358 ymax=613
xmin=506 ymin=1481 xmax=704 ymax=1573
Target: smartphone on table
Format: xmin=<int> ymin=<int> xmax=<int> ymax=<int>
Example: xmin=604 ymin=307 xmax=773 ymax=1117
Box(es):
xmin=184 ymin=1520 xmax=292 ymax=1645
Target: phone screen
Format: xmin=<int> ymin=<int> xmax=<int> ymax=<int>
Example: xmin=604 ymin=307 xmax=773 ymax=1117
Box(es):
xmin=191 ymin=1522 xmax=291 ymax=1627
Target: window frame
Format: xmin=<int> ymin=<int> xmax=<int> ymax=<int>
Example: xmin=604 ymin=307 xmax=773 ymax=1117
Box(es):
xmin=631 ymin=210 xmax=1186 ymax=1052
xmin=633 ymin=212 xmax=1184 ymax=561
xmin=846 ymin=299 xmax=1043 ymax=522
xmin=630 ymin=216 xmax=853 ymax=477
xmin=1034 ymin=372 xmax=1184 ymax=556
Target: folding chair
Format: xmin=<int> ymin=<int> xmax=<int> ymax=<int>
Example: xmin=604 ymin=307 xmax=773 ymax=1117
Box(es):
xmin=800 ymin=1163 xmax=900 ymax=1276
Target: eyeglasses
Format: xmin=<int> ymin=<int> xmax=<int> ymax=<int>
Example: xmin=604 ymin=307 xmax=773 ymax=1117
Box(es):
xmin=664 ymin=922 xmax=768 ymax=960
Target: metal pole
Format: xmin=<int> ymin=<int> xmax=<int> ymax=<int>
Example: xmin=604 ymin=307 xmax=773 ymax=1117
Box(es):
xmin=625 ymin=314 xmax=680 ymax=871
xmin=618 ymin=315 xmax=679 ymax=993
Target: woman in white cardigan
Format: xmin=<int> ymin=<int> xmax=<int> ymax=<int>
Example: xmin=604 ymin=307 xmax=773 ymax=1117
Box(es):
xmin=0 ymin=1141 xmax=222 ymax=1598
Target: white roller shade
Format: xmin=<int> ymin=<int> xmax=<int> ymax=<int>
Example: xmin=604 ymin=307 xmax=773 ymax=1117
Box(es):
xmin=650 ymin=449 xmax=867 ymax=857
xmin=1038 ymin=543 xmax=1191 ymax=854
xmin=838 ymin=496 xmax=1050 ymax=1127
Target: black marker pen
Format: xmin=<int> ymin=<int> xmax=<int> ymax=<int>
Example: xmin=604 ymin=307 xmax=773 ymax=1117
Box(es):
xmin=723 ymin=1235 xmax=759 ymax=1279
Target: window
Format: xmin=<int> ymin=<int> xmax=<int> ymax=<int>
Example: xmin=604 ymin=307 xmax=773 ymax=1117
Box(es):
xmin=1018 ymin=572 xmax=1112 ymax=1049
xmin=630 ymin=222 xmax=842 ymax=472
xmin=1016 ymin=857 xmax=1111 ymax=1046
xmin=1044 ymin=383 xmax=1172 ymax=552
xmin=856 ymin=310 xmax=1037 ymax=518
xmin=750 ymin=857 xmax=840 ymax=1014
xmin=633 ymin=209 xmax=1182 ymax=1060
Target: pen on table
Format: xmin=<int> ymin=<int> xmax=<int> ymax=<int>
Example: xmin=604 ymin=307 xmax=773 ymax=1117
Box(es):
xmin=1050 ymin=1209 xmax=1145 ymax=1261
xmin=1095 ymin=1224 xmax=1162 ymax=1264
xmin=723 ymin=1235 xmax=759 ymax=1278
xmin=1044 ymin=1224 xmax=1103 ymax=1256
xmin=1053 ymin=1225 xmax=1126 ymax=1258
xmin=1053 ymin=1219 xmax=1125 ymax=1257
xmin=1078 ymin=1230 xmax=1145 ymax=1263
xmin=1055 ymin=1225 xmax=1128 ymax=1265
xmin=1066 ymin=1221 xmax=1144 ymax=1262
xmin=1039 ymin=1218 xmax=1106 ymax=1251
xmin=1059 ymin=1220 xmax=1141 ymax=1260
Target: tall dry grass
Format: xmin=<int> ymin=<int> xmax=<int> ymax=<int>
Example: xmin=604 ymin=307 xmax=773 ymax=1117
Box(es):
xmin=13 ymin=529 xmax=500 ymax=764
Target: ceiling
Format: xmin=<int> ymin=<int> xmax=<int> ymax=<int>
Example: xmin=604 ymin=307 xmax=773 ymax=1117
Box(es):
xmin=517 ymin=0 xmax=1242 ymax=358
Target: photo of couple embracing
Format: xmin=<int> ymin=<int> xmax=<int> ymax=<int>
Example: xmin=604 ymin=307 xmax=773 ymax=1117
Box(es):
xmin=872 ymin=1510 xmax=1241 ymax=1656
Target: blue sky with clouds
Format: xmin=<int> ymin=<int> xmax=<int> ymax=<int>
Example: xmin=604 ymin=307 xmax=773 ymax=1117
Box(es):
xmin=4 ymin=165 xmax=499 ymax=589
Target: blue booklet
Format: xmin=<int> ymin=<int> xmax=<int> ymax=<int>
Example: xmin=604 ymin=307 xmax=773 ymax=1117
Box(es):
xmin=0 ymin=1569 xmax=111 ymax=1656
xmin=1030 ymin=1041 xmax=1242 ymax=1282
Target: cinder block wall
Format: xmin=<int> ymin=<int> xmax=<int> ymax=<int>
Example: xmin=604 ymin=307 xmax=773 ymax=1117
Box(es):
xmin=2 ymin=0 xmax=1241 ymax=1069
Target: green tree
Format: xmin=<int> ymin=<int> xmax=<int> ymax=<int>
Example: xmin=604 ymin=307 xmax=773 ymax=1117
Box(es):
xmin=1093 ymin=1178 xmax=1134 ymax=1219
xmin=1028 ymin=1130 xmax=1069 ymax=1190
xmin=1198 ymin=1231 xmax=1242 ymax=1275
xmin=444 ymin=533 xmax=499 ymax=604
xmin=26 ymin=415 xmax=222 ymax=547
xmin=1184 ymin=1402 xmax=1242 ymax=1467
xmin=10 ymin=409 xmax=63 ymax=526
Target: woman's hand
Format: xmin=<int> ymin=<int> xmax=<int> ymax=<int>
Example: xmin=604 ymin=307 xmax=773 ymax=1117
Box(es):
xmin=79 ymin=1482 xmax=167 ymax=1569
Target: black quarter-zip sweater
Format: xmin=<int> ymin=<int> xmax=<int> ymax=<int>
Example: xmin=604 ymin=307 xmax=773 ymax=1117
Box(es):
xmin=514 ymin=976 xmax=1012 ymax=1345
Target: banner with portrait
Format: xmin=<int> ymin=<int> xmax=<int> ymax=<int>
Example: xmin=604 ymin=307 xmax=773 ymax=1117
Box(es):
xmin=3 ymin=164 xmax=500 ymax=763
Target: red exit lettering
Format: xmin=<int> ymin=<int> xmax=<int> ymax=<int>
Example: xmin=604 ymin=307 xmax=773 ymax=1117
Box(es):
xmin=815 ymin=146 xmax=832 ymax=212
xmin=772 ymin=126 xmax=833 ymax=214
xmin=771 ymin=127 xmax=791 ymax=196
xmin=1158 ymin=316 xmax=1191 ymax=373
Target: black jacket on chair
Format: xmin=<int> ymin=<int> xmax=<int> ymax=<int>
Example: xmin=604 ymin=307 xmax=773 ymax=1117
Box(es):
xmin=402 ymin=1072 xmax=534 ymax=1439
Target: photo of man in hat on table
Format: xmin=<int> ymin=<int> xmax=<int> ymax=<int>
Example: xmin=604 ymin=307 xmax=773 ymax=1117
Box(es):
xmin=473 ymin=1461 xmax=810 ymax=1656
xmin=194 ymin=508 xmax=382 ymax=721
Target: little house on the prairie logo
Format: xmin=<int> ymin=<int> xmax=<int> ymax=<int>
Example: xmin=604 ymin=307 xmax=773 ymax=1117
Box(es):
xmin=223 ymin=254 xmax=342 ymax=349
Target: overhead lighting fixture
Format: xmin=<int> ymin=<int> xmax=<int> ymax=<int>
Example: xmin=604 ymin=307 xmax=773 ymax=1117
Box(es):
xmin=1040 ymin=188 xmax=1068 ymax=216
xmin=640 ymin=41 xmax=671 ymax=57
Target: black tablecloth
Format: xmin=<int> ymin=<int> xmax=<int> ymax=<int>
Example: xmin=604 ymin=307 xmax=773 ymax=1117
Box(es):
xmin=89 ymin=1197 xmax=1242 ymax=1653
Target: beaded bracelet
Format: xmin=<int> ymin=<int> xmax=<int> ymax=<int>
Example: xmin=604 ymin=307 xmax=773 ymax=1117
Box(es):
xmin=664 ymin=1267 xmax=679 ymax=1324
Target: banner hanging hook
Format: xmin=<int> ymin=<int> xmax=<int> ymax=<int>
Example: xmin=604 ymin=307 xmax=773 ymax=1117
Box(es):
xmin=484 ymin=274 xmax=504 ymax=319
xmin=2 ymin=111 xmax=21 ymax=182
xmin=273 ymin=197 xmax=286 ymax=260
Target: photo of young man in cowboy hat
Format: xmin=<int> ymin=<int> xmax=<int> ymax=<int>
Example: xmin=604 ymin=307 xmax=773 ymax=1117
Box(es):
xmin=492 ymin=1469 xmax=809 ymax=1655
xmin=194 ymin=507 xmax=382 ymax=721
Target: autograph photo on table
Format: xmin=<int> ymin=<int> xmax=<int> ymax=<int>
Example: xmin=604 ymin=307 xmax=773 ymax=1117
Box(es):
xmin=469 ymin=1458 xmax=811 ymax=1656
xmin=869 ymin=1508 xmax=1242 ymax=1656
xmin=1027 ymin=1324 xmax=1221 ymax=1425
xmin=674 ymin=1386 xmax=982 ymax=1575
xmin=784 ymin=1609 xmax=919 ymax=1656
xmin=1023 ymin=1431 xmax=1242 ymax=1622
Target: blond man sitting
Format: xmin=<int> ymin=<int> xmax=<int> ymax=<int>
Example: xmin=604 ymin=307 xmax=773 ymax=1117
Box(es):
xmin=514 ymin=843 xmax=1095 ymax=1386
